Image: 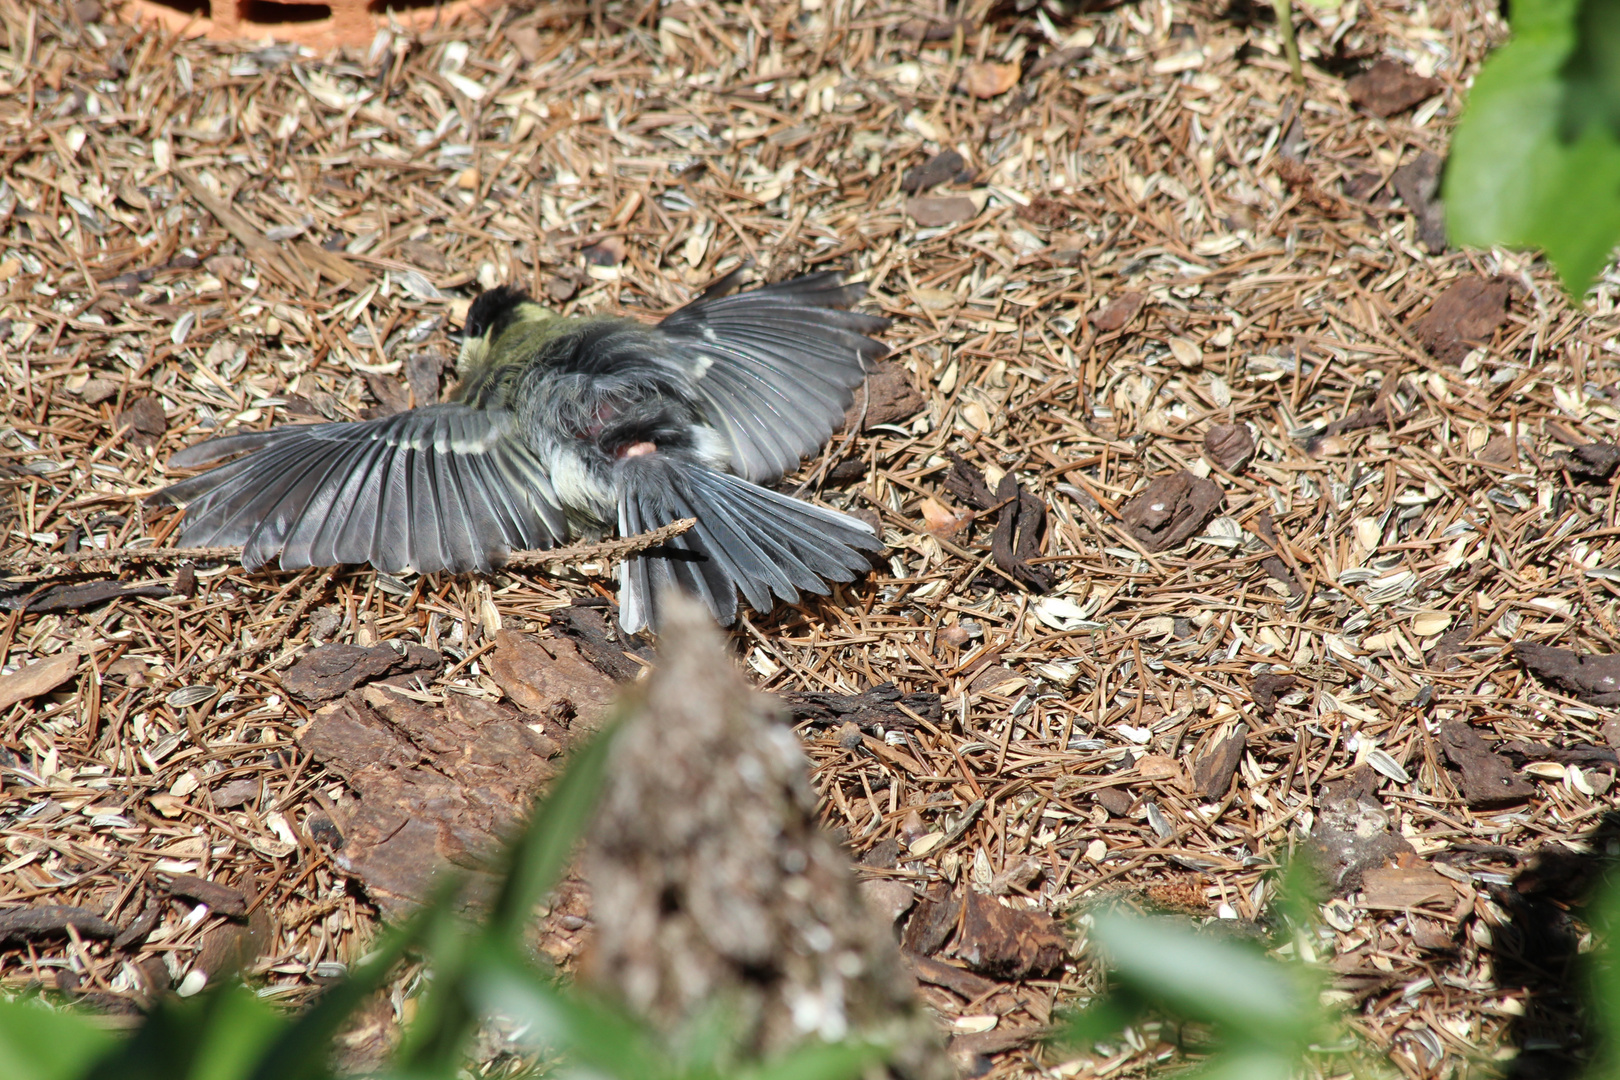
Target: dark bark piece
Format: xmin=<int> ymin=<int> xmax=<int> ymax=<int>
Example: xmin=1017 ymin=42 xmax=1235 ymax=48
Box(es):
xmin=361 ymin=371 xmax=409 ymax=417
xmin=112 ymin=901 xmax=161 ymax=950
xmin=1427 ymin=623 xmax=1475 ymax=666
xmin=1274 ymin=157 xmax=1353 ymax=218
xmin=906 ymin=195 xmax=977 ymax=227
xmin=1347 ymin=60 xmax=1444 ymax=117
xmin=1311 ymin=402 xmax=1406 ymax=445
xmin=859 ymin=838 xmax=904 ymax=870
xmin=781 ymin=681 xmax=942 ymax=733
xmin=1498 ymin=741 xmax=1620 ymax=768
xmin=1193 ymin=724 xmax=1249 ymax=799
xmin=1476 ymin=435 xmax=1519 ymax=466
xmin=944 ymin=452 xmax=998 ymax=511
xmin=397 ymin=239 xmax=449 ymax=272
xmin=902 ymin=888 xmax=964 ymax=956
xmin=279 ymin=642 xmax=443 ymax=706
xmin=901 ymin=149 xmax=965 ymax=194
xmin=0 ymin=905 xmax=118 ymax=945
xmin=1251 ymin=511 xmax=1304 ymax=598
xmin=1093 ymin=788 xmax=1133 ymax=816
xmin=1015 ymin=194 xmax=1069 ymax=228
xmin=860 ymin=879 xmax=918 ymax=924
xmin=210 ymin=778 xmax=260 ymax=808
xmin=79 ymin=378 xmax=120 ymax=405
xmin=1203 ymin=423 xmax=1255 ymax=472
xmin=544 ymin=601 xmax=656 ymax=682
xmin=950 ymin=1024 xmax=1044 ymax=1059
xmin=898 ymin=15 xmax=964 ymax=41
xmin=405 ymin=350 xmax=447 ymax=406
xmin=953 ymin=890 xmax=1066 ymax=980
xmin=904 ymin=952 xmax=1000 ymax=1000
xmin=1091 ymin=291 xmax=1144 ymax=333
xmin=842 ymin=361 xmax=926 ymax=431
xmin=581 ymin=236 xmax=625 ymax=266
xmin=1305 ymin=769 xmax=1414 ymax=894
xmin=1550 ymin=443 xmax=1620 ymax=482
xmin=297 ymin=686 xmax=561 ymax=917
xmin=1438 ymin=721 xmax=1534 ymax=809
xmin=1119 ymin=471 xmax=1224 ymax=552
xmin=1391 ymin=151 xmax=1447 ymax=252
xmin=193 ymin=875 xmax=275 ymax=980
xmin=13 ymin=579 xmax=172 ymax=613
xmin=486 ymin=628 xmax=619 ymax=730
xmin=989 ymin=473 xmax=1054 ymax=592
xmin=1250 ymin=673 xmax=1297 ymax=716
xmin=582 ymin=597 xmax=949 ymax=1078
xmin=1025 ymin=45 xmax=1089 ymax=80
xmin=117 ymin=397 xmax=167 ymax=446
xmin=1514 ymin=641 xmax=1620 ymax=704
xmin=162 ymin=874 xmax=248 ymax=917
xmin=1409 ymin=276 xmax=1514 ymax=363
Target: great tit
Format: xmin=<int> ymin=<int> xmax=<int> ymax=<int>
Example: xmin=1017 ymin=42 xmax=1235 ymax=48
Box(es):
xmin=153 ymin=270 xmax=890 ymax=634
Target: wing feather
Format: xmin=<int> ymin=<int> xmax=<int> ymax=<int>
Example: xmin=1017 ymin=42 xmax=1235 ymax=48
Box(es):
xmin=155 ymin=404 xmax=565 ymax=574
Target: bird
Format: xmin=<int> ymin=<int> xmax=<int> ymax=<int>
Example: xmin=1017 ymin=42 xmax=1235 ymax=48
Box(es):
xmin=152 ymin=269 xmax=890 ymax=634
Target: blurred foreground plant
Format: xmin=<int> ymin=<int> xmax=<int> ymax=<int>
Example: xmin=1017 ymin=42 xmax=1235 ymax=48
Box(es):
xmin=1053 ymin=864 xmax=1386 ymax=1080
xmin=1447 ymin=0 xmax=1620 ymax=295
xmin=0 ymin=712 xmax=886 ymax=1080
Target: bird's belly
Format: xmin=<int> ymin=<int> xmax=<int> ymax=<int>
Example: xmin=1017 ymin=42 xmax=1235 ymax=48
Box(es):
xmin=545 ymin=447 xmax=616 ymax=523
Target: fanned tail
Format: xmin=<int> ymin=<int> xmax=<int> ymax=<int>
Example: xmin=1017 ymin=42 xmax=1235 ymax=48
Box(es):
xmin=615 ymin=454 xmax=881 ymax=634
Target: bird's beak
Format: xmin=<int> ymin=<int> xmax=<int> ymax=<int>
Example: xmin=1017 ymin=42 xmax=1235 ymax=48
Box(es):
xmin=447 ymin=328 xmax=466 ymax=344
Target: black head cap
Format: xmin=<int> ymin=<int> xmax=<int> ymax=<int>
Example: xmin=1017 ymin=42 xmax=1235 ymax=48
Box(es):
xmin=461 ymin=285 xmax=532 ymax=342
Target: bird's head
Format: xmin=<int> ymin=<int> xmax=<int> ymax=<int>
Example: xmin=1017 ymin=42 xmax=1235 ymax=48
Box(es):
xmin=453 ymin=285 xmax=553 ymax=371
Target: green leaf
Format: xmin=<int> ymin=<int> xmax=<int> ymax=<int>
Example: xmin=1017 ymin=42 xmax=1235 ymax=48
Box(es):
xmin=467 ymin=950 xmax=666 ymax=1079
xmin=248 ymin=874 xmax=465 ymax=1080
xmin=83 ymin=984 xmax=286 ymax=1080
xmin=485 ymin=712 xmax=621 ymax=944
xmin=0 ymin=995 xmax=117 ymax=1080
xmin=1446 ymin=0 xmax=1620 ymax=295
xmin=1051 ymin=993 xmax=1149 ymax=1050
xmin=735 ymin=1039 xmax=888 ymax=1080
xmin=397 ymin=718 xmax=620 ymax=1074
xmin=1087 ymin=913 xmax=1315 ymax=1043
xmin=1181 ymin=1048 xmax=1301 ymax=1080
xmin=186 ymin=989 xmax=286 ymax=1080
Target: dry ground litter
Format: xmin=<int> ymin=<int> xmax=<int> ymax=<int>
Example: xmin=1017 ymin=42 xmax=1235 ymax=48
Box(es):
xmin=3 ymin=0 xmax=1620 ymax=1077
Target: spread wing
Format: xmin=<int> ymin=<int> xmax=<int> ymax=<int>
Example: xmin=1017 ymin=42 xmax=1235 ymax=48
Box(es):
xmin=155 ymin=405 xmax=567 ymax=574
xmin=656 ymin=271 xmax=890 ymax=484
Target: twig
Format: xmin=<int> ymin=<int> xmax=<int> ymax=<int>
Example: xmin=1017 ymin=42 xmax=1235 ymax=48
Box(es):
xmin=6 ymin=520 xmax=697 ymax=575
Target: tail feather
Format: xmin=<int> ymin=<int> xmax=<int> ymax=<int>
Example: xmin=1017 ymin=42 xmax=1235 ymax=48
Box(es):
xmin=616 ymin=455 xmax=880 ymax=634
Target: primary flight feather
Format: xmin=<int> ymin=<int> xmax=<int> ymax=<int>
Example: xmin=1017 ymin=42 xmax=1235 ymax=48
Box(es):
xmin=154 ymin=270 xmax=889 ymax=634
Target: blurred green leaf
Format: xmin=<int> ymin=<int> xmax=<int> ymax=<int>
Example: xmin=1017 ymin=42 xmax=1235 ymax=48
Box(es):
xmin=248 ymin=875 xmax=465 ymax=1080
xmin=1087 ymin=913 xmax=1314 ymax=1042
xmin=1182 ymin=1047 xmax=1301 ymax=1080
xmin=736 ymin=1039 xmax=888 ymax=1080
xmin=398 ymin=718 xmax=620 ymax=1074
xmin=1446 ymin=0 xmax=1620 ymax=295
xmin=0 ymin=996 xmax=117 ymax=1080
xmin=485 ymin=713 xmax=621 ymax=945
xmin=469 ymin=950 xmax=666 ymax=1078
xmin=83 ymin=984 xmax=284 ymax=1080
